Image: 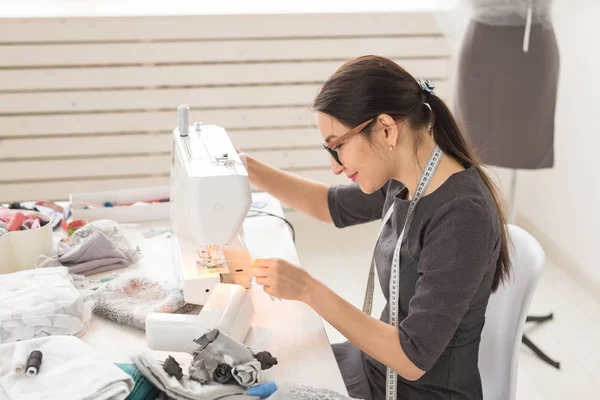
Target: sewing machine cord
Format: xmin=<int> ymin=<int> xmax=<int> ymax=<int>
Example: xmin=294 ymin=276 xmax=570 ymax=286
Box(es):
xmin=246 ymin=209 xmax=296 ymax=243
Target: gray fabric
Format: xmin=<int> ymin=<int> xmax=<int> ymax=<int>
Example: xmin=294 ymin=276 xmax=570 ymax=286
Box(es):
xmin=328 ymin=166 xmax=501 ymax=399
xmin=57 ymin=230 xmax=131 ymax=275
xmin=131 ymin=350 xmax=244 ymax=400
xmin=189 ymin=359 xmax=211 ymax=384
xmin=331 ymin=342 xmax=374 ymax=400
xmin=190 ymin=329 xmax=256 ymax=383
xmin=231 ymin=361 xmax=260 ymax=387
xmin=454 ymin=19 xmax=559 ymax=169
xmin=40 ymin=220 xmax=141 ymax=276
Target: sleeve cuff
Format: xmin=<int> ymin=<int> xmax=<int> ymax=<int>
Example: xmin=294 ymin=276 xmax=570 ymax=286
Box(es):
xmin=398 ymin=327 xmax=434 ymax=372
xmin=327 ymin=186 xmax=345 ymax=228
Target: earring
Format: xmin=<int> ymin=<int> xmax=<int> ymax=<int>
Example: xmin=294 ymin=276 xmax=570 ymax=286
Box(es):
xmin=389 ymin=145 xmax=394 ymax=151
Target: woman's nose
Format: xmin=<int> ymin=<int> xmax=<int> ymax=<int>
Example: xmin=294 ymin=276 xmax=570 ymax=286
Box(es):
xmin=330 ymin=158 xmax=344 ymax=175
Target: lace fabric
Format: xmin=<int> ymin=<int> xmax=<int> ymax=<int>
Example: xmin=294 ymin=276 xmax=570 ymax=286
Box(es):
xmin=89 ymin=276 xmax=192 ymax=330
xmin=268 ymin=385 xmax=362 ymax=400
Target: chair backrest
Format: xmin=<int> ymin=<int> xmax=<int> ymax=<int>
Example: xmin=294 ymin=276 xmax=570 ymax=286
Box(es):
xmin=479 ymin=224 xmax=545 ymax=400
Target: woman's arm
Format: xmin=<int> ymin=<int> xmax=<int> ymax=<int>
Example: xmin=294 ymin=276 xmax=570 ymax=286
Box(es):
xmin=251 ymin=258 xmax=425 ymax=381
xmin=245 ymin=155 xmax=333 ymax=223
xmin=306 ymin=278 xmax=426 ymax=381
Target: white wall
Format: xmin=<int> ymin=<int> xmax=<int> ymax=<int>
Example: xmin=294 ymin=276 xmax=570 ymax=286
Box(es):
xmin=505 ymin=0 xmax=600 ymax=296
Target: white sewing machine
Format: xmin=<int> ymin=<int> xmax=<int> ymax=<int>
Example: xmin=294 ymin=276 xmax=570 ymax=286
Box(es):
xmin=146 ymin=105 xmax=255 ymax=352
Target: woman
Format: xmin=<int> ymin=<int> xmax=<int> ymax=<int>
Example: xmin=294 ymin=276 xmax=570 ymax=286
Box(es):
xmin=246 ymin=55 xmax=510 ymax=400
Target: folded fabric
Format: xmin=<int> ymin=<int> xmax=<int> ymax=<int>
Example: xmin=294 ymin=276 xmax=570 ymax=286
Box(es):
xmin=131 ymin=350 xmax=245 ymax=400
xmin=213 ymin=363 xmax=236 ymax=384
xmin=0 ymin=335 xmax=133 ymax=400
xmin=231 ymin=361 xmax=260 ymax=387
xmin=116 ymin=362 xmax=161 ymax=400
xmin=90 ymin=275 xmax=191 ymax=330
xmin=0 ymin=267 xmax=91 ymax=344
xmin=38 ymin=220 xmax=141 ymax=276
xmin=267 ymin=385 xmax=362 ymax=400
xmin=189 ymin=358 xmax=211 ymax=384
xmin=191 ymin=329 xmax=256 ymax=378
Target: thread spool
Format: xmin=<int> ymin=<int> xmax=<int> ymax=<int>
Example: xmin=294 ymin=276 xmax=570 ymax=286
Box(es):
xmin=25 ymin=350 xmax=43 ymax=376
xmin=11 ymin=341 xmax=29 ymax=375
xmin=7 ymin=212 xmax=25 ymax=232
xmin=178 ymin=105 xmax=189 ymax=137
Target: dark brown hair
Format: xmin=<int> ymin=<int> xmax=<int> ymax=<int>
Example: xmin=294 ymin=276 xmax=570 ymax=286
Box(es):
xmin=313 ymin=55 xmax=510 ymax=292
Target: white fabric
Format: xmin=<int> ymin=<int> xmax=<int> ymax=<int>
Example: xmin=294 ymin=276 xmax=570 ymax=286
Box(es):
xmin=131 ymin=350 xmax=244 ymax=400
xmin=0 ymin=335 xmax=133 ymax=400
xmin=479 ymin=225 xmax=545 ymax=400
xmin=0 ymin=267 xmax=92 ymax=344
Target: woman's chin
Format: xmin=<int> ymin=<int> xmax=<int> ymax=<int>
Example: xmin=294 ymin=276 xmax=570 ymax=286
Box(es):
xmin=358 ymin=182 xmax=376 ymax=194
xmin=358 ymin=177 xmax=387 ymax=194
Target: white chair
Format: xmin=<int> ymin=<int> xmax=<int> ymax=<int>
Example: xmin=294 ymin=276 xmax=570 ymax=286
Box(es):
xmin=479 ymin=224 xmax=545 ymax=400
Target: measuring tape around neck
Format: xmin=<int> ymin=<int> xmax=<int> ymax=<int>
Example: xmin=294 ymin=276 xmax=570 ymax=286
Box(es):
xmin=385 ymin=145 xmax=443 ymax=400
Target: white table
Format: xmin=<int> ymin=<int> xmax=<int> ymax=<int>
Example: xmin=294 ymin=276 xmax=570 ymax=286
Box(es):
xmin=78 ymin=192 xmax=348 ymax=394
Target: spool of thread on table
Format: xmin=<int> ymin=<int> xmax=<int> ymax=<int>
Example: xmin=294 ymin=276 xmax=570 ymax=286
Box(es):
xmin=25 ymin=350 xmax=43 ymax=376
xmin=7 ymin=212 xmax=25 ymax=232
xmin=11 ymin=341 xmax=29 ymax=375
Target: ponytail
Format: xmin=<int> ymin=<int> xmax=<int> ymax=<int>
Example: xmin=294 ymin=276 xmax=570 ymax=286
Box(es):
xmin=427 ymin=94 xmax=511 ymax=292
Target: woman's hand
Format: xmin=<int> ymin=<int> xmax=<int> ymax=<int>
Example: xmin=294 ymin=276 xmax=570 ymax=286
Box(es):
xmin=251 ymin=258 xmax=314 ymax=302
xmin=233 ymin=146 xmax=249 ymax=170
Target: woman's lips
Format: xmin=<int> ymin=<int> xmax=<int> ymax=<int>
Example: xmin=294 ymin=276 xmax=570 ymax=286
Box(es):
xmin=350 ymin=172 xmax=358 ymax=182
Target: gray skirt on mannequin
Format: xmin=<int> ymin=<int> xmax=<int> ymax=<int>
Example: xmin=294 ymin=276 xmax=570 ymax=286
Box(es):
xmin=453 ymin=20 xmax=560 ymax=169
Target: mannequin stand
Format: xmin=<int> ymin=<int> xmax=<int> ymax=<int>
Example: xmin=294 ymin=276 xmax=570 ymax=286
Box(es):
xmin=509 ymin=170 xmax=561 ymax=370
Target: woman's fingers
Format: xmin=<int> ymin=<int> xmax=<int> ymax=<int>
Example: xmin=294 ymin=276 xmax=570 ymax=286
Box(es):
xmin=255 ymin=277 xmax=270 ymax=286
xmin=251 ymin=266 xmax=270 ymax=278
xmin=263 ymin=285 xmax=275 ymax=296
xmin=252 ymin=258 xmax=277 ymax=268
xmin=251 ymin=258 xmax=281 ymax=278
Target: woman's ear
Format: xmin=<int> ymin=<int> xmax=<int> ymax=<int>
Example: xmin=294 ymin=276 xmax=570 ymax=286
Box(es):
xmin=377 ymin=114 xmax=399 ymax=147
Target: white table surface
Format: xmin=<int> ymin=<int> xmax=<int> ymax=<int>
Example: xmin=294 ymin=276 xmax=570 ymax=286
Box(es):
xmin=77 ymin=192 xmax=348 ymax=394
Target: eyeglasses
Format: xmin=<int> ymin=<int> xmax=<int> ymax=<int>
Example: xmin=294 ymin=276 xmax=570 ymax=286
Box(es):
xmin=323 ymin=118 xmax=374 ymax=166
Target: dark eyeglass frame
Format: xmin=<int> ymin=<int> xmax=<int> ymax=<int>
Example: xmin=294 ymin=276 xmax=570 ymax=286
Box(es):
xmin=323 ymin=118 xmax=375 ymax=166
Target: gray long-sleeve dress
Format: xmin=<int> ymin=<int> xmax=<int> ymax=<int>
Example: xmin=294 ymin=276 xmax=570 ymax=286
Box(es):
xmin=328 ymin=166 xmax=501 ymax=400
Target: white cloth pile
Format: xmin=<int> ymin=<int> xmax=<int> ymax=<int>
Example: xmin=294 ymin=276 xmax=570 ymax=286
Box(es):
xmin=0 ymin=267 xmax=92 ymax=344
xmin=0 ymin=335 xmax=133 ymax=400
